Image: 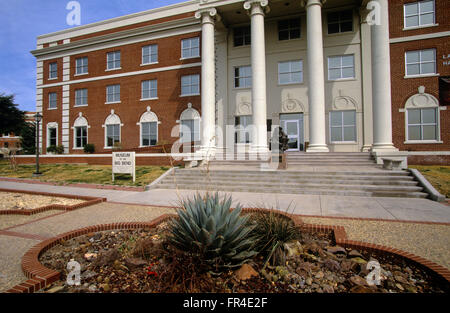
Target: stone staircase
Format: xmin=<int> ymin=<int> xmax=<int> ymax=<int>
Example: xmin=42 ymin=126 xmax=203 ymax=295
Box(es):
xmin=151 ymin=152 xmax=428 ymax=198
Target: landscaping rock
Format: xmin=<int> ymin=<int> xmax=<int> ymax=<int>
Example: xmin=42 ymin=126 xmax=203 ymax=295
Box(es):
xmin=326 ymin=246 xmax=346 ymax=255
xmin=124 ymin=257 xmax=148 ymax=270
xmin=348 ymin=250 xmax=364 ymax=258
xmin=349 ymin=275 xmax=368 ymax=287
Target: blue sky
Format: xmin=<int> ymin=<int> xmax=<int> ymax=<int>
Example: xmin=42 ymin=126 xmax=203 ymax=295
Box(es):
xmin=0 ymin=0 xmax=185 ymax=112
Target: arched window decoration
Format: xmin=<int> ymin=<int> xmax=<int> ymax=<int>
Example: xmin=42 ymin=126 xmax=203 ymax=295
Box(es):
xmin=103 ymin=110 xmax=122 ymax=148
xmin=72 ymin=112 xmax=89 ymax=149
xmin=137 ymin=106 xmax=160 ymax=147
xmin=401 ymin=86 xmax=445 ymax=143
xmin=179 ymin=103 xmax=201 ymax=143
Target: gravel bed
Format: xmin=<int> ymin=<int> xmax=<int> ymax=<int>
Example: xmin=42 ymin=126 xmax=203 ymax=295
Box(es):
xmin=0 ymin=192 xmax=85 ymax=211
xmin=300 ymin=217 xmax=450 ymax=270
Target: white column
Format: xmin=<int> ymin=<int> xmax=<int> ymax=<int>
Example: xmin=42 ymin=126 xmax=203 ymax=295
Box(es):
xmin=195 ymin=8 xmax=219 ymax=154
xmin=370 ymin=0 xmax=397 ymax=152
xmin=244 ymin=0 xmax=269 ymax=154
xmin=304 ymin=0 xmax=328 ymax=152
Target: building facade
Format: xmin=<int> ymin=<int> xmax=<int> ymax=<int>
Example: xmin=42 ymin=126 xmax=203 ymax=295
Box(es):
xmin=0 ymin=112 xmax=35 ymax=151
xmin=31 ymin=0 xmax=449 ymax=159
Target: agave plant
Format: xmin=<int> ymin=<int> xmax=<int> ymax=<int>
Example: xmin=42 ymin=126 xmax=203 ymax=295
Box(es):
xmin=167 ymin=192 xmax=258 ymax=271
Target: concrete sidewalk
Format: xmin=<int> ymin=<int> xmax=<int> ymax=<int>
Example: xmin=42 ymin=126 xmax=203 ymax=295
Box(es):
xmin=0 ymin=180 xmax=449 ymax=223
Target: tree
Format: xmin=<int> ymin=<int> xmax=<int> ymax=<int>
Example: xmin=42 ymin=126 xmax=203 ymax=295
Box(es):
xmin=0 ymin=93 xmax=25 ymax=135
xmin=19 ymin=122 xmax=36 ymax=155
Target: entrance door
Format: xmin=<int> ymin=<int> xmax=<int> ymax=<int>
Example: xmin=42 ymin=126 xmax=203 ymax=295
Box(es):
xmin=283 ymin=119 xmax=300 ymax=151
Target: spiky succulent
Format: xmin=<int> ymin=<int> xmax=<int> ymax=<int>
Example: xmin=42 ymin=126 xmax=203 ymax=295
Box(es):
xmin=167 ymin=192 xmax=258 ymax=271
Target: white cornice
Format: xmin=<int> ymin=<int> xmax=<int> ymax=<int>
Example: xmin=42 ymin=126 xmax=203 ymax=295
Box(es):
xmin=37 ymin=0 xmax=200 ymax=44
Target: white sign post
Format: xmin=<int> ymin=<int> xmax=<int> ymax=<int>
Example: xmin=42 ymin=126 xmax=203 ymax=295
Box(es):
xmin=112 ymin=152 xmax=136 ymax=182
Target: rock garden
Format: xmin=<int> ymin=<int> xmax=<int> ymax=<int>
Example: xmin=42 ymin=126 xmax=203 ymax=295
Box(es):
xmin=38 ymin=193 xmax=449 ymax=293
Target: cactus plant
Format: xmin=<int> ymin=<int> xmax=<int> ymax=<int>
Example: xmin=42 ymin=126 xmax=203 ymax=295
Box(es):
xmin=167 ymin=192 xmax=257 ymax=271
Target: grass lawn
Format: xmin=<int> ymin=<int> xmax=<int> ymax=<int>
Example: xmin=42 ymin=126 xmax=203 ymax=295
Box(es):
xmin=409 ymin=165 xmax=450 ymax=198
xmin=0 ymin=160 xmax=170 ymax=187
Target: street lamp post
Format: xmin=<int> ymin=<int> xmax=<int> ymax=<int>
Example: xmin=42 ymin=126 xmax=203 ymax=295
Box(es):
xmin=33 ymin=113 xmax=42 ymax=177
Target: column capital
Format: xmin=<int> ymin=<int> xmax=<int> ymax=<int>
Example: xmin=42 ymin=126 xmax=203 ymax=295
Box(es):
xmin=244 ymin=0 xmax=270 ymax=16
xmin=301 ymin=0 xmax=326 ymax=8
xmin=195 ymin=8 xmax=221 ymax=23
xmin=359 ymin=7 xmax=370 ymax=24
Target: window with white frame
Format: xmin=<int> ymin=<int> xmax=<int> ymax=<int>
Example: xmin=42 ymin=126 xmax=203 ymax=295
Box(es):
xmin=278 ymin=18 xmax=301 ymax=41
xmin=106 ymin=51 xmax=121 ymax=70
xmin=75 ymin=57 xmax=88 ymax=75
xmin=48 ymin=92 xmax=57 ymax=109
xmin=234 ymin=26 xmax=251 ymax=47
xmin=234 ymin=66 xmax=252 ymax=88
xmin=404 ymin=0 xmax=435 ymax=29
xmin=106 ymin=124 xmax=120 ymax=147
xmin=405 ymin=49 xmax=436 ymax=77
xmin=278 ymin=60 xmax=303 ymax=85
xmin=181 ymin=37 xmax=200 ymax=59
xmin=142 ymin=44 xmax=158 ymax=64
xmin=179 ymin=104 xmax=200 ymax=144
xmin=181 ymin=74 xmax=200 ymax=96
xmin=328 ymin=55 xmax=355 ymax=80
xmin=75 ymin=89 xmax=88 ymax=107
xmin=141 ymin=122 xmax=157 ymax=146
xmin=49 ymin=62 xmax=58 ymax=79
xmin=73 ymin=114 xmax=88 ymax=149
xmin=407 ymin=108 xmax=438 ymax=141
xmin=330 ymin=111 xmax=356 ymax=142
xmin=48 ymin=127 xmax=57 ymax=147
xmin=142 ymin=80 xmax=157 ymax=99
xmin=235 ymin=115 xmax=253 ymax=144
xmin=327 ymin=10 xmax=353 ymax=34
xmin=106 ymin=84 xmax=120 ymax=103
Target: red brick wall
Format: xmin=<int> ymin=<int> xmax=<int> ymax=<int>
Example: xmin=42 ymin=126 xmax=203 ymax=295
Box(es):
xmin=389 ymin=0 xmax=450 ymax=151
xmin=408 ymin=155 xmax=450 ymax=165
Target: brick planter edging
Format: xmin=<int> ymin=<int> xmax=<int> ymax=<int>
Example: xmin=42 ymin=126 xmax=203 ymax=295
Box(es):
xmin=6 ymin=209 xmax=450 ymax=293
xmin=0 ymin=187 xmax=107 ymax=216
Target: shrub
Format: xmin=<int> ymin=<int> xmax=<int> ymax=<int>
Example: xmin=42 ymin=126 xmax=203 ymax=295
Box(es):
xmin=47 ymin=145 xmax=64 ymax=154
xmin=167 ymin=192 xmax=257 ymax=272
xmin=251 ymin=210 xmax=300 ymax=267
xmin=83 ymin=143 xmax=95 ymax=154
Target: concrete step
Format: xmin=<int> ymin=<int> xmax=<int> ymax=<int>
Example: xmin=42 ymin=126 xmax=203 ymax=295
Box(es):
xmin=286 ymin=162 xmax=377 ymax=166
xmin=154 ymin=183 xmax=427 ymax=198
xmin=163 ymin=176 xmax=418 ymax=186
xmin=175 ymin=169 xmax=411 ymax=177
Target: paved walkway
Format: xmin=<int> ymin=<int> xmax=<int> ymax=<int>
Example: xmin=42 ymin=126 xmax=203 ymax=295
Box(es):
xmin=0 ymin=180 xmax=449 ymax=223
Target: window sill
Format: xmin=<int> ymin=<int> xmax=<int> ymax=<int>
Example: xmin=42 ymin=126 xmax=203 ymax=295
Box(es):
xmin=180 ymin=94 xmax=200 ymax=97
xmin=48 ymin=107 xmax=57 ymax=110
xmin=105 ymin=67 xmax=122 ymax=72
xmin=403 ymin=24 xmax=439 ymax=31
xmin=74 ymin=72 xmax=89 ymax=77
xmin=138 ymin=145 xmax=157 ymax=148
xmin=404 ymin=73 xmax=439 ymax=79
xmin=278 ymin=82 xmax=303 ymax=86
xmin=140 ymin=62 xmax=158 ymax=67
xmin=325 ymin=31 xmax=355 ymax=37
xmin=233 ymin=87 xmax=252 ymax=90
xmin=404 ymin=140 xmax=443 ymax=144
xmin=330 ymin=141 xmax=358 ymax=145
xmin=74 ymin=104 xmax=88 ymax=107
xmin=327 ymin=77 xmax=357 ymax=83
xmin=105 ymin=101 xmax=121 ymax=104
xmin=140 ymin=98 xmax=158 ymax=101
xmin=72 ymin=147 xmax=84 ymax=150
xmin=48 ymin=77 xmax=58 ymax=81
xmin=180 ymin=56 xmax=200 ymax=61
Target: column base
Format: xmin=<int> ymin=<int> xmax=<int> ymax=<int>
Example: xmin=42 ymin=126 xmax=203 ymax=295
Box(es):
xmin=370 ymin=143 xmax=398 ymax=153
xmin=306 ymin=144 xmax=329 ymax=153
xmin=361 ymin=145 xmax=373 ymax=152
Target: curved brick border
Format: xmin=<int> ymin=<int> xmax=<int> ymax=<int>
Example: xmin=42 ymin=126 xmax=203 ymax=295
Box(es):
xmin=5 ymin=209 xmax=450 ymax=293
xmin=0 ymin=188 xmax=106 ymax=216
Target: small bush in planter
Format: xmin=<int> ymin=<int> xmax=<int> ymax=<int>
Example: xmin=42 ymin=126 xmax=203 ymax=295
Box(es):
xmin=47 ymin=145 xmax=65 ymax=154
xmin=84 ymin=143 xmax=95 ymax=154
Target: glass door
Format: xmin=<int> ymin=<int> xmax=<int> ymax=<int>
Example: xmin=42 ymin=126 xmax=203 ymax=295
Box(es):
xmin=283 ymin=120 xmax=300 ymax=151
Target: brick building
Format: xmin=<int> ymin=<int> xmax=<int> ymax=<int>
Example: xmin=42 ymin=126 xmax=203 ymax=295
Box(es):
xmin=30 ymin=0 xmax=449 ymax=164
